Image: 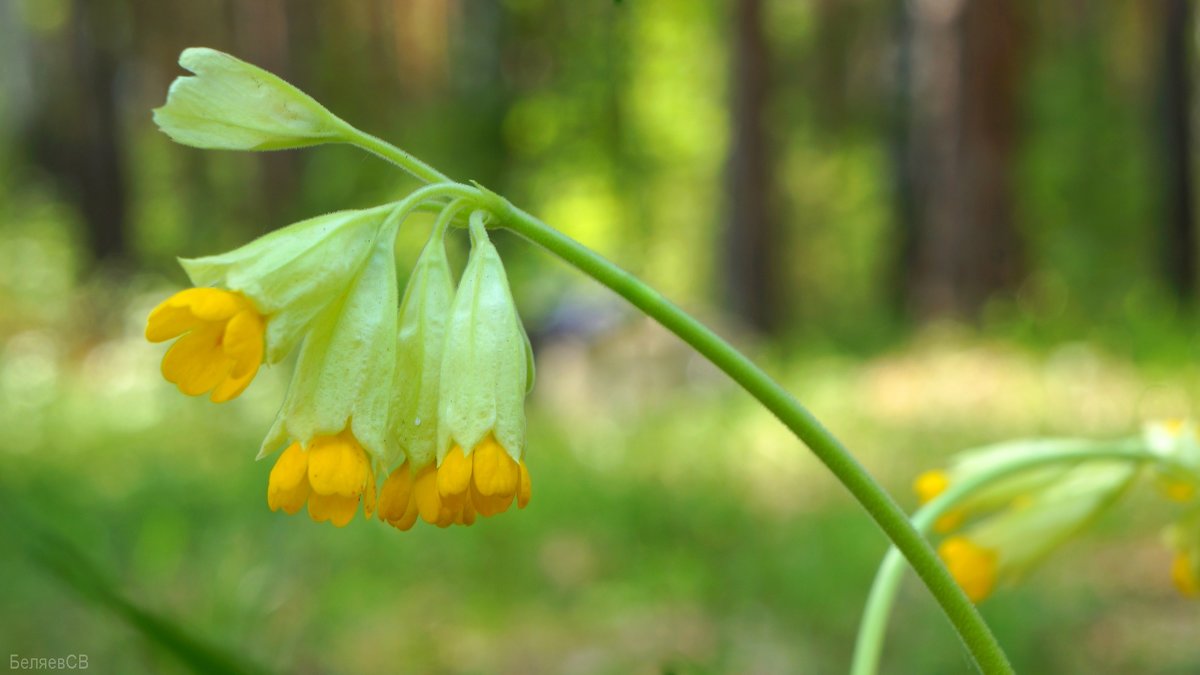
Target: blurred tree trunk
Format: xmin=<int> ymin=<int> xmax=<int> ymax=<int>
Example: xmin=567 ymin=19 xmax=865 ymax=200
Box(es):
xmin=233 ymin=0 xmax=301 ymax=229
xmin=53 ymin=0 xmax=130 ymax=266
xmin=725 ymin=0 xmax=779 ymax=333
xmin=1159 ymin=0 xmax=1197 ymax=303
xmin=896 ymin=0 xmax=1023 ymax=319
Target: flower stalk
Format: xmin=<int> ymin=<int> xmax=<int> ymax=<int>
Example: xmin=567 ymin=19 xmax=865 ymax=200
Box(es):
xmin=850 ymin=439 xmax=1158 ymax=675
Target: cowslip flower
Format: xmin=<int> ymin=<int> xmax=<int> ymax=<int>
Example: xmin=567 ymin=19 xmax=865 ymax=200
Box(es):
xmin=937 ymin=462 xmax=1138 ymax=602
xmin=154 ymin=47 xmax=350 ymax=151
xmin=379 ymin=213 xmax=534 ymax=529
xmin=377 ymin=220 xmax=456 ymax=531
xmin=145 ymin=287 xmax=265 ymax=402
xmin=146 ymin=206 xmax=398 ymax=401
xmin=263 ymin=215 xmax=402 ymax=526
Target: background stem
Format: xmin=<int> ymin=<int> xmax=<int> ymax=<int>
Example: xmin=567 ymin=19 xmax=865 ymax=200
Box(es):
xmin=849 ymin=441 xmax=1149 ymax=675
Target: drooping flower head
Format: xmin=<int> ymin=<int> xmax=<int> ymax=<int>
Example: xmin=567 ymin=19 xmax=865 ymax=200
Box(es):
xmin=379 ymin=211 xmax=534 ymax=530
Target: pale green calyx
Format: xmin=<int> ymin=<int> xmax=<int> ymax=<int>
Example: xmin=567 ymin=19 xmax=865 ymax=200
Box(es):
xmin=940 ymin=438 xmax=1096 ymax=515
xmin=437 ymin=212 xmax=535 ymax=462
xmin=388 ymin=211 xmax=458 ymax=470
xmin=180 ymin=205 xmax=396 ymax=364
xmin=960 ymin=461 xmax=1139 ymax=584
xmin=154 ymin=47 xmax=350 ymax=151
xmin=259 ymin=216 xmax=402 ymax=463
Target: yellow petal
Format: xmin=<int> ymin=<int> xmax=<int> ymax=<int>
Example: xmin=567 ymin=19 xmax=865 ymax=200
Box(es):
xmin=914 ymin=470 xmax=950 ymax=504
xmin=390 ymin=494 xmax=420 ymax=532
xmin=307 ymin=492 xmax=359 ymax=527
xmin=307 ymin=435 xmax=370 ymax=497
xmin=470 ymin=480 xmax=512 ymax=517
xmin=171 ymin=287 xmax=246 ymax=322
xmin=146 ymin=300 xmax=200 ymax=342
xmin=161 ymin=324 xmax=232 ymax=396
xmin=267 ymin=443 xmax=310 ymax=514
xmin=413 ymin=464 xmax=443 ymax=524
xmin=437 ymin=445 xmax=472 ymax=500
xmin=938 ymin=536 xmax=997 ymax=603
xmin=472 ymin=437 xmax=519 ymax=498
xmin=210 ymin=309 xmax=264 ymax=402
xmin=378 ymin=463 xmax=414 ymax=523
xmin=517 ymin=460 xmax=532 ymax=509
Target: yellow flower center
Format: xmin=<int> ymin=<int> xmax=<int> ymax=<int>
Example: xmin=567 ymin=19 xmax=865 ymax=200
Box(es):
xmin=377 ymin=436 xmax=531 ymax=531
xmin=1173 ymin=552 xmax=1198 ymax=597
xmin=146 ymin=287 xmax=266 ymax=402
xmin=266 ymin=433 xmax=376 ymax=527
xmin=938 ymin=536 xmax=998 ymax=603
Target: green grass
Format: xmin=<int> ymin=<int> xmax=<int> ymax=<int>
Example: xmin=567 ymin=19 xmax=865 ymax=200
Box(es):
xmin=2 ymin=308 xmax=1199 ymax=674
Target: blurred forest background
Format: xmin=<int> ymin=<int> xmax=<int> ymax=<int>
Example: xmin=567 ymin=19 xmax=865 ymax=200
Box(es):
xmin=2 ymin=0 xmax=1199 ymax=673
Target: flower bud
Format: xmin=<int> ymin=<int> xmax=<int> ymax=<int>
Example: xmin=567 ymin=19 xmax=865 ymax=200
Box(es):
xmin=154 ymin=47 xmax=350 ymax=151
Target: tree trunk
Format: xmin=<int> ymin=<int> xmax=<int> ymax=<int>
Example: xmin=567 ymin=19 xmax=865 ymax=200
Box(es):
xmin=725 ymin=0 xmax=778 ymax=333
xmin=1160 ymin=0 xmax=1197 ymax=303
xmin=67 ymin=0 xmax=130 ymax=265
xmin=898 ymin=0 xmax=1023 ymax=320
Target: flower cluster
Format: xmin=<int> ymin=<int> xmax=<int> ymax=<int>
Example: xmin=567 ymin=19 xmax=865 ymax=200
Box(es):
xmin=147 ymin=204 xmax=534 ymax=531
xmin=146 ymin=48 xmax=535 ymax=531
xmin=914 ymin=424 xmax=1200 ymax=602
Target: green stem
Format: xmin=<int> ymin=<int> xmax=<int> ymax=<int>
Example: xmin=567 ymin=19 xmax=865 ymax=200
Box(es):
xmin=343 ymin=126 xmax=451 ymax=184
xmin=344 ymin=135 xmax=1011 ymax=673
xmin=850 ymin=440 xmax=1151 ymax=675
xmin=491 ymin=200 xmax=1012 ymax=674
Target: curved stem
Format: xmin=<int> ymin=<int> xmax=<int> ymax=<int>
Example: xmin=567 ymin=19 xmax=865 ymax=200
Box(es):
xmin=850 ymin=440 xmax=1151 ymax=675
xmin=430 ymin=198 xmax=471 ymax=240
xmin=342 ymin=126 xmax=452 ymax=184
xmin=491 ymin=200 xmax=1013 ymax=674
xmin=339 ymin=134 xmax=1011 ymax=672
xmin=387 ymin=182 xmax=481 ymax=216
